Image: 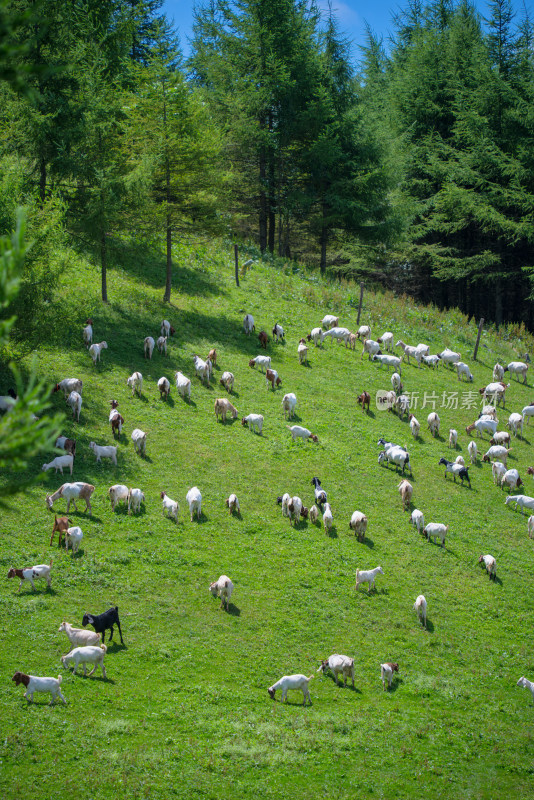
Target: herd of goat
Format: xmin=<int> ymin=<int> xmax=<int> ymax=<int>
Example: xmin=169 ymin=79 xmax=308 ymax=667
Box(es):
xmin=5 ymin=310 xmax=534 ymax=707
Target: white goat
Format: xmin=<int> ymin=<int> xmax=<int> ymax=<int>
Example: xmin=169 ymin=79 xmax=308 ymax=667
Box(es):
xmin=505 ymin=495 xmax=534 ymax=514
xmin=46 ymin=482 xmax=94 ymax=514
xmin=268 ymin=674 xmax=314 ymax=705
xmin=131 ymin=428 xmax=147 ymax=456
xmin=83 ymin=320 xmax=93 ymax=347
xmin=378 ymin=332 xmax=394 ymax=352
xmin=242 ymin=413 xmax=264 ymax=434
xmin=12 ymin=672 xmax=66 ymax=705
xmin=468 ymin=440 xmax=478 ymax=464
xmin=322 ymin=502 xmax=333 ymax=534
xmin=448 ymin=429 xmax=458 ymax=449
xmin=219 ymin=371 xmax=234 ymax=393
xmin=193 ymin=354 xmax=211 ymax=384
xmin=157 ymin=336 xmax=168 ymax=355
xmin=308 ymin=327 xmax=324 ymax=346
xmin=508 ymin=413 xmax=523 ymax=437
xmin=7 ymin=562 xmax=53 ymax=592
xmin=517 ymin=676 xmax=534 ymax=704
xmin=493 ymin=363 xmax=505 ymax=380
xmin=438 ymin=348 xmax=461 ymax=367
xmin=186 ymin=486 xmax=202 ymax=521
xmin=65 ymin=526 xmax=83 ymax=554
xmin=391 ymin=372 xmax=403 ymax=392
xmin=466 ymin=418 xmax=498 ymax=438
xmin=373 ymin=354 xmax=402 ymax=372
xmin=424 ymin=522 xmax=448 ymax=546
xmin=349 ymin=510 xmax=367 ymax=541
xmin=318 ymin=655 xmax=355 ymax=687
xmin=55 ymin=378 xmax=83 ymax=398
xmin=504 ymin=361 xmax=528 ymax=384
xmin=108 ymin=484 xmax=129 ymax=512
xmin=298 ymin=340 xmax=308 ymax=364
xmin=479 ymin=554 xmax=497 ymax=580
xmin=287 ymin=425 xmax=318 ymax=443
xmin=456 ymin=362 xmax=473 ymax=381
xmin=411 ymin=508 xmax=425 ymax=534
xmin=492 ymin=461 xmax=506 ymax=486
xmin=158 ymin=376 xmax=171 ymax=399
xmin=209 ymin=575 xmax=234 ymax=610
xmin=160 ymin=491 xmax=178 ymax=521
xmin=249 ymin=355 xmax=271 ymax=373
xmin=62 ymin=645 xmax=107 ymax=678
xmin=66 ymin=391 xmax=82 ymax=421
xmin=89 ymin=341 xmax=107 ymax=364
xmin=422 ymin=354 xmax=440 ymax=368
xmin=281 ymin=393 xmax=297 ymax=419
xmin=529 ymin=516 xmax=534 ymax=538
xmin=127 ymin=488 xmax=145 ymax=514
xmin=42 ymin=455 xmax=74 ymax=475
xmin=126 ymin=371 xmax=143 ymax=396
xmin=175 ymin=371 xmax=191 ymax=400
xmin=381 ymin=662 xmax=399 ymax=691
xmin=355 ymin=566 xmax=383 ymax=592
xmin=144 ymin=336 xmax=155 ymax=359
xmin=413 ymin=595 xmax=427 ymax=628
xmin=427 ymin=412 xmax=440 ymax=437
xmin=225 ymin=493 xmax=240 ymax=515
xmin=409 ymin=414 xmax=420 ymax=439
xmin=398 ymin=479 xmax=413 ymax=509
xmin=322 ymin=314 xmax=339 ymax=329
xmin=58 ymin=621 xmax=100 ymax=648
xmin=89 ymin=442 xmax=117 ymax=466
xmin=243 ymin=314 xmax=255 ymax=334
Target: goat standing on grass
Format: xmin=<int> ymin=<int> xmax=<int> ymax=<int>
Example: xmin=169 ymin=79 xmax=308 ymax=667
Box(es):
xmin=268 ymin=674 xmax=314 ymax=705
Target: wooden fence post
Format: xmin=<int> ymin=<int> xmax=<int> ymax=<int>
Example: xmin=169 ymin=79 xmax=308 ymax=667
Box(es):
xmin=473 ymin=318 xmax=484 ymax=361
xmin=234 ymin=244 xmax=239 ymax=287
xmin=356 ymin=282 xmax=364 ymax=325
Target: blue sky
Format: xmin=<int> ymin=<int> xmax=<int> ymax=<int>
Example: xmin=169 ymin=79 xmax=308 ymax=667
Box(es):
xmin=162 ymin=0 xmax=530 ymax=59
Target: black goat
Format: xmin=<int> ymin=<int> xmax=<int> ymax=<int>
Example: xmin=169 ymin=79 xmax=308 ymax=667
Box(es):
xmin=311 ymin=477 xmax=327 ymax=506
xmin=82 ymin=606 xmax=124 ymax=644
xmin=438 ymin=458 xmax=471 ymax=487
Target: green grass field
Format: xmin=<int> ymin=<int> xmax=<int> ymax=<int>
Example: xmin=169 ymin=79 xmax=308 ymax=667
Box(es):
xmin=2 ymin=241 xmax=534 ymax=800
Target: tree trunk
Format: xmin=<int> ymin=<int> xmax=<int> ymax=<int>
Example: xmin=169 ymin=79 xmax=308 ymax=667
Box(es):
xmin=495 ymin=277 xmax=503 ymax=328
xmin=101 ymin=231 xmax=108 ymax=303
xmin=259 ymin=144 xmax=267 ymax=253
xmin=267 ymin=112 xmax=275 ymax=253
xmin=164 ymin=212 xmax=172 ymax=302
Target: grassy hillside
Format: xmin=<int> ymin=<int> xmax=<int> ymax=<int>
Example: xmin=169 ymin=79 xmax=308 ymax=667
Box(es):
xmin=2 ymin=240 xmax=534 ymax=800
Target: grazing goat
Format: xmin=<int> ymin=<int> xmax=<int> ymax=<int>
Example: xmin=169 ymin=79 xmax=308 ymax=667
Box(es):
xmin=54 ymin=436 xmax=76 ymax=456
xmin=46 ymin=482 xmax=94 ymax=514
xmin=448 ymin=429 xmax=458 ymax=448
xmin=12 ymin=672 xmax=66 ymax=705
xmin=287 ymin=425 xmax=318 ymax=443
xmin=42 ymin=455 xmax=74 ymax=476
xmin=355 ymin=566 xmax=383 ymax=592
xmin=89 ymin=341 xmax=107 ymax=364
xmin=66 ymin=391 xmax=82 ymax=421
xmin=493 ymin=363 xmax=505 ymax=380
xmin=427 ymin=412 xmax=440 ymax=437
xmin=82 ymin=606 xmax=124 ymax=644
xmin=249 ymin=355 xmax=271 ymax=374
xmin=381 ymin=662 xmax=399 ymax=691
xmin=505 ymin=495 xmax=534 ymax=514
xmin=144 ymin=336 xmax=155 ymax=359
xmin=126 ymin=371 xmax=143 ymax=396
xmin=110 ymin=411 xmax=124 ymax=438
xmin=288 ymin=496 xmax=303 ymax=526
xmin=413 ymin=595 xmax=427 ymax=628
xmin=219 ymin=371 xmax=234 ymax=393
xmin=161 ymin=320 xmax=175 ymax=337
xmin=396 ymin=340 xmax=420 ymax=367
xmin=490 ymin=431 xmax=511 ymax=447
xmin=207 ymin=348 xmax=217 ymax=367
xmin=268 ymin=674 xmax=314 ymax=705
xmin=272 ymin=323 xmax=284 ymax=342
xmin=508 ymin=413 xmax=523 ymax=437
xmin=482 ymin=446 xmax=511 ymax=466
xmin=243 ymin=314 xmax=255 ymax=334
xmin=282 ymin=393 xmax=297 ymax=419
xmin=277 ymin=493 xmax=291 ymax=517
xmin=318 ymin=655 xmax=355 ymax=687
xmin=258 ymin=330 xmax=269 ymax=349
xmin=529 ymin=516 xmax=534 ymax=538
xmin=361 ymin=338 xmax=382 ymax=360
xmin=398 ymin=479 xmax=413 ymax=510
xmin=501 ymin=469 xmax=522 ymax=492
xmin=242 ymin=413 xmax=264 ymax=434
xmin=89 ymin=442 xmax=117 ymax=466
xmin=186 ymin=486 xmax=202 ymax=521
xmin=438 ymin=348 xmax=461 ymax=367
xmin=349 ymin=511 xmax=368 ymax=541
xmin=8 ymin=562 xmax=53 ymax=592
xmin=158 ymin=377 xmax=171 ymax=399
xmin=54 ymin=378 xmax=83 ymax=398
xmin=409 ymin=414 xmax=420 ymax=439
xmin=504 ymin=361 xmax=528 ymax=384
xmin=357 ymin=324 xmax=371 ymax=339
xmin=468 ymin=440 xmax=478 ymax=464
xmin=378 ymin=332 xmax=394 ymax=352
xmin=322 ymin=327 xmax=351 ymax=346
xmin=479 ymin=554 xmax=497 ymax=580
xmin=58 ymin=621 xmax=100 ymax=648
xmin=438 ymin=457 xmax=470 ymax=486
xmin=83 ymin=319 xmax=93 ymax=347
xmin=108 ymin=484 xmax=129 ymax=512
xmin=492 ymin=461 xmax=506 ymax=486
xmin=62 ymin=645 xmax=107 ymax=678
xmin=424 ymin=522 xmax=448 ymax=546
xmin=322 ymin=314 xmax=339 ymax=329
xmin=309 ymin=505 xmax=320 ymax=524
xmin=175 ymin=371 xmax=191 ymax=400
xmin=307 ymin=327 xmax=324 ymax=346
xmin=193 ymin=354 xmax=211 ymax=385
xmin=466 ymin=418 xmax=498 ymax=438
xmin=160 ymin=491 xmax=178 ymax=521
xmin=379 ymin=447 xmax=411 ymax=475
xmin=357 ymin=391 xmax=371 ymax=412
xmin=157 ymin=336 xmax=168 ymax=355
xmin=209 ymin=575 xmax=234 ymax=610
xmin=373 ymin=354 xmax=402 ymax=372
xmin=225 ymin=494 xmax=240 ymax=515
xmin=411 ymin=509 xmax=425 ymax=534
xmin=322 ymin=502 xmax=333 ymax=534
xmin=265 ymin=368 xmax=282 ymax=390
xmin=215 ymin=397 xmax=237 ymax=422
xmin=50 ymin=515 xmax=72 ymax=547
xmin=127 ymin=488 xmax=145 ymax=514
xmin=311 ymin=477 xmax=327 ymax=506
xmin=131 ymin=428 xmax=147 ymax=456
xmin=298 ymin=339 xmax=308 ymax=364
xmin=456 ymin=362 xmax=473 ymax=381
xmin=65 ymin=526 xmax=83 ymax=554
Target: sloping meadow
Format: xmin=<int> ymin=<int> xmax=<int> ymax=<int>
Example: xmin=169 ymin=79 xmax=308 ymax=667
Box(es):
xmin=1 ymin=242 xmax=534 ymax=799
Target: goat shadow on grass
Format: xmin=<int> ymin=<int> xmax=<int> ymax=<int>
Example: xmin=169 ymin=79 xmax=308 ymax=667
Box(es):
xmin=387 ymin=678 xmax=403 ymax=694
xmin=357 ymin=588 xmax=389 ymax=598
xmin=129 ymin=393 xmax=149 ymax=404
xmin=74 ymin=674 xmax=117 ymax=685
xmin=226 ymin=603 xmax=240 ymax=617
xmin=362 ymin=409 xmax=376 ymax=419
xmin=230 ymin=510 xmax=243 ymax=521
xmin=326 ymin=526 xmax=338 ymax=539
xmin=358 ymin=535 xmax=374 ymax=549
xmin=423 ymin=619 xmax=435 ymax=633
xmin=159 ymin=396 xmax=175 ymax=408
xmin=179 ymin=397 xmax=197 ymax=408
xmin=326 ymin=676 xmax=362 ymax=694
